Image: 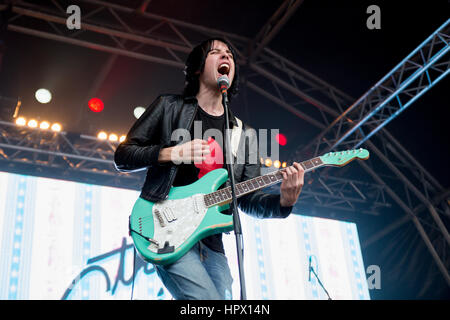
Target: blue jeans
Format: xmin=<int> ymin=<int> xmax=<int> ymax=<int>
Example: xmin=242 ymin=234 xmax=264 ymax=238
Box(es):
xmin=155 ymin=241 xmax=233 ymax=300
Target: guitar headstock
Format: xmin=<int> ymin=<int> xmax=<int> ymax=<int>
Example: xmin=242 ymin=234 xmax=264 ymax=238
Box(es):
xmin=320 ymin=148 xmax=369 ymax=167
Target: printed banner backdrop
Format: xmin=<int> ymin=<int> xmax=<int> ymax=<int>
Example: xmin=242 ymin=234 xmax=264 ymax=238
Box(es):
xmin=0 ymin=171 xmax=370 ymax=300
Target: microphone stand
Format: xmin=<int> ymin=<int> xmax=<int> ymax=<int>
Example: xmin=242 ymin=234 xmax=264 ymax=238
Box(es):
xmin=222 ymin=90 xmax=247 ymax=300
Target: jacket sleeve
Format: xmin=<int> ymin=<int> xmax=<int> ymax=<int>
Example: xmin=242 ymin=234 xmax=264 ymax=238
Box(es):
xmin=114 ymin=95 xmax=167 ymax=172
xmin=237 ymin=126 xmax=293 ymax=219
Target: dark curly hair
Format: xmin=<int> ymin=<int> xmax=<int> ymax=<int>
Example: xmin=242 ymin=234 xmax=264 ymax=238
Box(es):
xmin=183 ymin=38 xmax=239 ymax=102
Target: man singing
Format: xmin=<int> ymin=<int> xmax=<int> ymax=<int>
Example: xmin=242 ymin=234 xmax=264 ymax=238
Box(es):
xmin=114 ymin=38 xmax=305 ymax=300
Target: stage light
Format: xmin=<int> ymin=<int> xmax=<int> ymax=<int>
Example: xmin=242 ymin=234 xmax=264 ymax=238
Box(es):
xmin=273 ymin=160 xmax=281 ymax=168
xmin=40 ymin=121 xmax=50 ymax=130
xmin=51 ymin=123 xmax=62 ymax=132
xmin=97 ymin=131 xmax=107 ymax=140
xmin=108 ymin=133 xmax=118 ymax=142
xmin=28 ymin=119 xmax=38 ymax=128
xmin=133 ymin=106 xmax=145 ymax=119
xmin=265 ymin=158 xmax=272 ymax=167
xmin=35 ymin=89 xmax=52 ymax=104
xmin=15 ymin=117 xmax=26 ymax=126
xmin=281 ymin=161 xmax=287 ymax=168
xmin=88 ymin=98 xmax=104 ymax=113
xmin=119 ymin=135 xmax=126 ymax=143
xmin=276 ymin=133 xmax=287 ymax=146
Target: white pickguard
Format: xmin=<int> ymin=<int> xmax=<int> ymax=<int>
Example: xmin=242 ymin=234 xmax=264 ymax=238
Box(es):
xmin=147 ymin=194 xmax=208 ymax=253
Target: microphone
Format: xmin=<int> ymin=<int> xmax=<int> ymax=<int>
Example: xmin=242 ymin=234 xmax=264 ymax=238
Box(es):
xmin=308 ymin=256 xmax=312 ymax=282
xmin=217 ymin=75 xmax=230 ymax=94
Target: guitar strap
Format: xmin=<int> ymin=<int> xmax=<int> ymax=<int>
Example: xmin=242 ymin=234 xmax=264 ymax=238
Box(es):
xmin=230 ymin=117 xmax=242 ymax=159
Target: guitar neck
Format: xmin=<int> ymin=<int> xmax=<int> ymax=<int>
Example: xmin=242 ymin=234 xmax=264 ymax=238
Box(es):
xmin=203 ymin=156 xmax=324 ymax=207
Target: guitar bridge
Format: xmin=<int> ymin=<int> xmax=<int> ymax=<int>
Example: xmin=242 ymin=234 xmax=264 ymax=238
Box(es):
xmin=157 ymin=241 xmax=175 ymax=254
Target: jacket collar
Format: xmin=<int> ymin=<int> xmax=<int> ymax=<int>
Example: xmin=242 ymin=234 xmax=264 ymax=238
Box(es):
xmin=183 ymin=95 xmax=238 ymax=127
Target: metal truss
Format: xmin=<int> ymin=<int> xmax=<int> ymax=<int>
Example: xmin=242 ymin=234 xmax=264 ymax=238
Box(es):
xmin=0 ymin=120 xmax=145 ymax=189
xmin=2 ymin=0 xmax=449 ymax=287
xmin=288 ymin=19 xmax=450 ymax=285
xmin=247 ymin=0 xmax=304 ymax=63
xmin=302 ymin=19 xmax=450 ymax=154
xmin=263 ymin=168 xmax=392 ymax=216
xmin=249 ymin=13 xmax=450 ymax=285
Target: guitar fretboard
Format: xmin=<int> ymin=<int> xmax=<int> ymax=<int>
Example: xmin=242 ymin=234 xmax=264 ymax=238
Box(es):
xmin=203 ymin=157 xmax=323 ymax=207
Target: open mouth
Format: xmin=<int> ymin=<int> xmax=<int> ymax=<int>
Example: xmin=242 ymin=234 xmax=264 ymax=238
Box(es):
xmin=217 ymin=63 xmax=230 ymax=76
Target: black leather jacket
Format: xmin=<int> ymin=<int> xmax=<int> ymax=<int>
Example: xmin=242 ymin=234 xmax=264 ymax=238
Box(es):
xmin=114 ymin=94 xmax=292 ymax=219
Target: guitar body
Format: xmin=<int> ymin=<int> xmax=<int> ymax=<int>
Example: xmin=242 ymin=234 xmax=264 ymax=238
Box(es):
xmin=130 ymin=168 xmax=234 ymax=265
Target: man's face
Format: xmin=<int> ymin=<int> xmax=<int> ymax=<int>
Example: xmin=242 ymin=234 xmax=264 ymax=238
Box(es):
xmin=199 ymin=40 xmax=235 ymax=91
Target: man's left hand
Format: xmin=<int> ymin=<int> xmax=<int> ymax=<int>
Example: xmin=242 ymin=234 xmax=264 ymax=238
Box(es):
xmin=280 ymin=162 xmax=305 ymax=207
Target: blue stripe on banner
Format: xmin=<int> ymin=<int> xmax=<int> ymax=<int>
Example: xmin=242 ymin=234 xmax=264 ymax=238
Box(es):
xmin=7 ymin=176 xmax=27 ymax=299
xmin=346 ymin=224 xmax=366 ymax=300
xmin=0 ymin=174 xmax=18 ymax=299
xmin=254 ymin=220 xmax=268 ymax=299
xmin=300 ymin=217 xmax=319 ymax=299
xmin=18 ymin=176 xmax=36 ymax=299
xmin=81 ymin=185 xmax=93 ymax=300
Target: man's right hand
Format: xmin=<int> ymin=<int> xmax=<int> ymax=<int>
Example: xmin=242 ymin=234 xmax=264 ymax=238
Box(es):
xmin=158 ymin=139 xmax=210 ymax=165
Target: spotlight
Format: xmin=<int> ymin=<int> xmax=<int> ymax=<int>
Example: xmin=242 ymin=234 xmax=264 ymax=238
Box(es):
xmin=97 ymin=131 xmax=107 ymax=140
xmin=273 ymin=160 xmax=281 ymax=168
xmin=40 ymin=121 xmax=50 ymax=130
xmin=108 ymin=133 xmax=118 ymax=142
xmin=35 ymin=88 xmax=52 ymax=104
xmin=281 ymin=161 xmax=287 ymax=168
xmin=15 ymin=117 xmax=26 ymax=126
xmin=264 ymin=158 xmax=272 ymax=167
xmin=276 ymin=133 xmax=287 ymax=146
xmin=51 ymin=123 xmax=62 ymax=132
xmin=28 ymin=119 xmax=38 ymax=128
xmin=119 ymin=135 xmax=126 ymax=143
xmin=88 ymin=98 xmax=104 ymax=113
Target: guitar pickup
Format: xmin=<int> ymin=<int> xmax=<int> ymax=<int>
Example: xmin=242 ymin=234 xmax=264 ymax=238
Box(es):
xmin=154 ymin=209 xmax=166 ymax=227
xmin=194 ymin=197 xmax=200 ymax=214
xmin=163 ymin=208 xmax=177 ymax=222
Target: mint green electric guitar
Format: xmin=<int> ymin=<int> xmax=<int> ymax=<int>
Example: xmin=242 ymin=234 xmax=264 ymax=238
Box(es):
xmin=129 ymin=148 xmax=369 ymax=265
